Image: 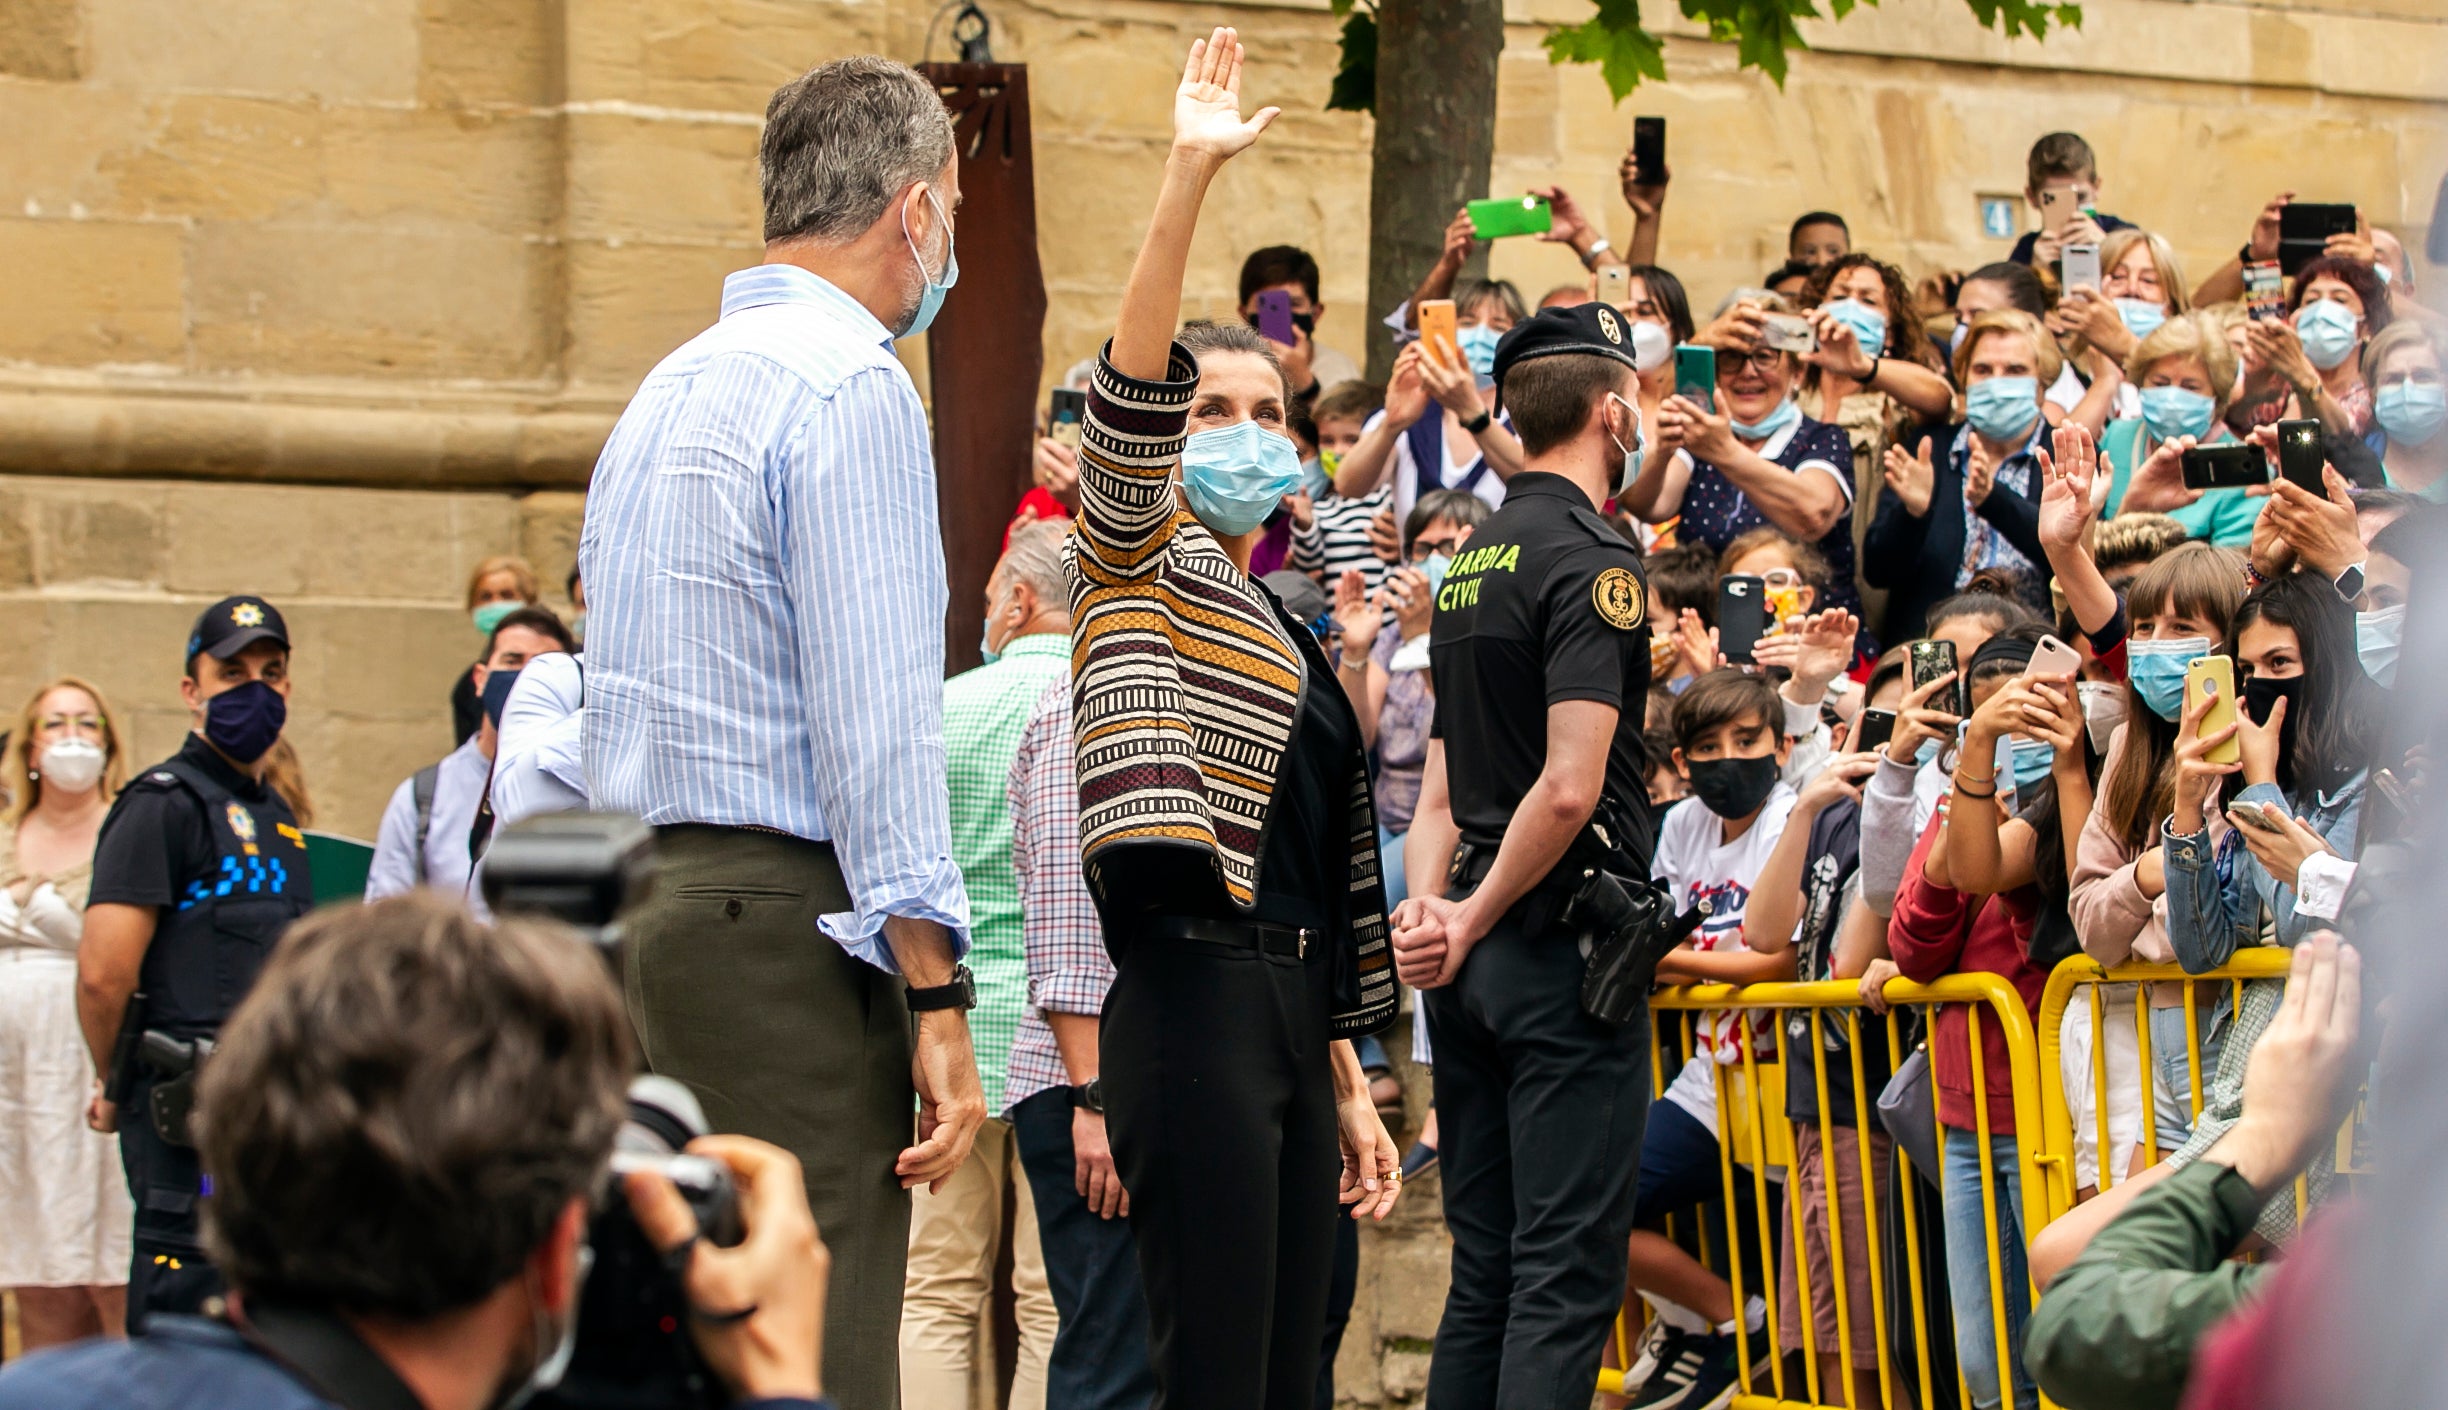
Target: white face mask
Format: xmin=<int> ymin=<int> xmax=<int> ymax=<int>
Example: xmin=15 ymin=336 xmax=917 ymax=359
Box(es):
xmin=496 ymin=1243 xmax=591 ymax=1410
xmin=1605 ymin=392 xmax=1649 ymax=494
xmin=37 ymin=738 xmax=106 ymax=795
xmin=2075 ymin=679 xmax=2126 ymax=755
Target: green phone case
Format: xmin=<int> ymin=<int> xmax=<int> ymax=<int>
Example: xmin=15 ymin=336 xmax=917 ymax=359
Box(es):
xmin=1466 ymin=196 xmax=1553 ymax=240
xmin=1673 ymin=344 xmax=1715 ymax=413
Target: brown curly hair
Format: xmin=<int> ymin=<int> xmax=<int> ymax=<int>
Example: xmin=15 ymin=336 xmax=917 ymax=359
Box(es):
xmin=1801 ymin=253 xmax=1944 ymax=371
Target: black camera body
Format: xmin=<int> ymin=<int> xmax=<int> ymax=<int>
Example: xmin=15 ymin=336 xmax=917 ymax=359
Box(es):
xmin=484 ymin=813 xmax=738 ymax=1410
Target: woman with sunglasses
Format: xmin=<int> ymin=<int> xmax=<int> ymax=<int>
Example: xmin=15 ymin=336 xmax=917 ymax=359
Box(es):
xmin=1648 ymin=316 xmax=1866 ymax=619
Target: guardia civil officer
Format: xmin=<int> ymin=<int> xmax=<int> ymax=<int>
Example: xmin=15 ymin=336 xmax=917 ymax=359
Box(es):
xmin=1391 ymin=303 xmax=1658 ymax=1409
xmin=75 ymin=595 xmax=313 ymax=1331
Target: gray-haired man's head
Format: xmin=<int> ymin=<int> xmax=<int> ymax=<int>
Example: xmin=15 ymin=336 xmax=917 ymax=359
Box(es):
xmin=761 ymin=57 xmax=960 ymax=335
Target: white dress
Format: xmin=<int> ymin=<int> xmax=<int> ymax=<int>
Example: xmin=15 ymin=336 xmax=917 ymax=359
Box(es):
xmin=0 ymin=847 xmax=133 ymax=1287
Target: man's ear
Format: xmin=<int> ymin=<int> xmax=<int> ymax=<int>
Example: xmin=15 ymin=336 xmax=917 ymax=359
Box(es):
xmin=1006 ymin=579 xmax=1039 ymax=625
xmin=1672 ymin=745 xmax=1691 ymax=781
xmin=532 ymin=1197 xmax=591 ymax=1316
xmin=471 ymin=661 xmax=491 ymax=700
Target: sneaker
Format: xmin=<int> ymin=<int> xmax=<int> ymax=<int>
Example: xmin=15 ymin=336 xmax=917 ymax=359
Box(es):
xmin=1624 ymin=1327 xmax=1764 ymax=1410
xmin=1622 ymin=1327 xmax=1703 ymax=1409
xmin=1620 ymin=1316 xmax=1673 ymax=1395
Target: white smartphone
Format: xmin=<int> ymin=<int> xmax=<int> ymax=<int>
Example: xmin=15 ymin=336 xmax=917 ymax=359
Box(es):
xmin=2061 ymin=243 xmax=2102 ymax=293
xmin=2022 ymin=634 xmax=2081 ymax=680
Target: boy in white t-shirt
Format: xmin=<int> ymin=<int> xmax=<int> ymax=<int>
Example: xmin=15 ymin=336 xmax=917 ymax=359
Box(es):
xmin=1618 ymin=669 xmax=1802 ymax=1410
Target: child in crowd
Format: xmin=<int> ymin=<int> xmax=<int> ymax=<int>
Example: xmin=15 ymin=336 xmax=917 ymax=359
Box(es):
xmin=1616 ymin=670 xmax=1804 ymax=1410
xmin=1789 ymin=211 xmax=1851 ymax=270
xmin=2011 ymin=131 xmax=2135 ymax=269
xmin=1290 ymin=380 xmax=1396 ymax=595
xmin=1644 ymin=543 xmax=1720 ymax=692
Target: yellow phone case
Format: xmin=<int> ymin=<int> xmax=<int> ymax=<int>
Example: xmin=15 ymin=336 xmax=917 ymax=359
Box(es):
xmin=2185 ymin=656 xmax=2239 ymax=766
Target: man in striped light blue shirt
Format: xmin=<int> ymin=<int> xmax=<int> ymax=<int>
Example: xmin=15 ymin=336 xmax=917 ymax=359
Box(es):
xmin=577 ymin=54 xmax=984 ymax=1410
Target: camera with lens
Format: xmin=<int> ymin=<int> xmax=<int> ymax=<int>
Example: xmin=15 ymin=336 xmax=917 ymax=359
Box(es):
xmin=482 ymin=812 xmax=740 ymax=1410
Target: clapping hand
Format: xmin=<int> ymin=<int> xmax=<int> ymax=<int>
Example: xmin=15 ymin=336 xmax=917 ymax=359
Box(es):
xmin=1670 ymin=606 xmax=1724 ymax=680
xmin=1332 ymin=569 xmax=1379 ymax=651
xmin=1881 ymin=439 xmax=1936 ymax=518
xmin=2034 ymin=422 xmax=2105 ymax=554
xmin=1171 ymin=28 xmax=1278 ymax=166
xmin=1964 ymin=432 xmax=2000 ymax=508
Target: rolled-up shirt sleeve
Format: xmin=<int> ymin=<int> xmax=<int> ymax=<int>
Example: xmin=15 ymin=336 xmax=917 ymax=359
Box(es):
xmin=781 ymin=367 xmax=971 ymax=968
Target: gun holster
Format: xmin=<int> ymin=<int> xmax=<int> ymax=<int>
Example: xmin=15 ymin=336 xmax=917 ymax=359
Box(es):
xmin=138 ymin=1032 xmax=213 ymax=1149
xmin=1559 ymin=868 xmax=1690 ymax=1026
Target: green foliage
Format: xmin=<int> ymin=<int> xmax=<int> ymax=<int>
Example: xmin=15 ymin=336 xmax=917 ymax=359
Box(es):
xmin=1327 ymin=3 xmax=1379 ymax=113
xmin=1330 ymin=0 xmax=2079 ymax=108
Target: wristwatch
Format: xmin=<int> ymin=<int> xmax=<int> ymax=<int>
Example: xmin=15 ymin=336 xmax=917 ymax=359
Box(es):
xmin=2332 ymin=561 xmax=2366 ymax=604
xmin=1580 ymin=238 xmax=1613 ymax=270
xmin=905 ymin=964 xmax=977 ymax=1013
xmin=1068 ymin=1078 xmax=1105 ymax=1114
xmin=1460 ymin=409 xmax=1493 ymax=435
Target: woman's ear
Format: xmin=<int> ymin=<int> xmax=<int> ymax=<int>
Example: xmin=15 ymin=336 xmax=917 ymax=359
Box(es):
xmin=1672 ymin=745 xmax=1691 ymax=781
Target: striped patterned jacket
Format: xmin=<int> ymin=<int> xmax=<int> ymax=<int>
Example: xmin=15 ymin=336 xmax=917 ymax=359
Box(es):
xmin=1062 ymin=342 xmax=1397 ymax=1037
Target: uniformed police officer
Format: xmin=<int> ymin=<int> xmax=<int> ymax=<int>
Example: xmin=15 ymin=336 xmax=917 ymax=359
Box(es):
xmin=1390 ymin=304 xmax=1658 ymax=1408
xmin=76 ymin=594 xmax=313 ymax=1331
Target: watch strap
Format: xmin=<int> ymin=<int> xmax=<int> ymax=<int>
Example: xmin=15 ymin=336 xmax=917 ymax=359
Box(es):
xmin=904 ymin=964 xmax=975 ymax=1013
xmin=2332 ymin=562 xmax=2366 ymax=603
xmin=1460 ymin=409 xmax=1493 ymax=435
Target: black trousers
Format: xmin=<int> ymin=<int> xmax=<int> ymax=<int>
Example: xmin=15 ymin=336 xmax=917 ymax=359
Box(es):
xmin=120 ymin=1076 xmax=223 ymax=1334
xmin=1422 ymin=901 xmax=1652 ymax=1410
xmin=622 ymin=825 xmax=913 ymax=1410
xmin=1100 ymin=927 xmax=1341 ymax=1410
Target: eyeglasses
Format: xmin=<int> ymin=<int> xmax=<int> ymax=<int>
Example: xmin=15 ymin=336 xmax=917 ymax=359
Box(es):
xmin=1756 ymin=568 xmax=1803 ymax=589
xmin=39 ymin=714 xmax=103 ymax=734
xmin=1723 ymin=348 xmax=1787 ymax=373
xmin=1411 ymin=536 xmax=1462 ymax=560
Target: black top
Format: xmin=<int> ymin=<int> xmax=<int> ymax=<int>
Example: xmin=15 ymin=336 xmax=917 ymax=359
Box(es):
xmin=1860 ymin=419 xmax=2052 ymax=644
xmin=1101 ymin=639 xmax=1357 ymax=937
xmin=449 ymin=664 xmax=482 ymax=747
xmin=1781 ymin=801 xmax=1893 ymax=1127
xmin=91 ymin=733 xmax=279 ymax=911
xmin=1429 ymin=472 xmax=1653 ymax=864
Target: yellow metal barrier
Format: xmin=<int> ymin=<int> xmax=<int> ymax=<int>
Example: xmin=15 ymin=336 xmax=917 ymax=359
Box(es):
xmin=1596 ymin=975 xmax=2059 ymax=1410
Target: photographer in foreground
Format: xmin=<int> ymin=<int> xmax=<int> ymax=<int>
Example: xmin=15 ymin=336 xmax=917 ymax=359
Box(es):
xmin=0 ymin=893 xmax=833 ymax=1410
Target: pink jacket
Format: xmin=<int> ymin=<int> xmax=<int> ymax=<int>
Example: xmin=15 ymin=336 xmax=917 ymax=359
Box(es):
xmin=2067 ymin=722 xmax=2227 ymax=967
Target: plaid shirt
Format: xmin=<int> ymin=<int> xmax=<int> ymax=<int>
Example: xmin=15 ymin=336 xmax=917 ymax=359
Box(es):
xmin=944 ymin=634 xmax=1072 ymax=1114
xmin=1003 ymin=673 xmax=1112 ymax=1115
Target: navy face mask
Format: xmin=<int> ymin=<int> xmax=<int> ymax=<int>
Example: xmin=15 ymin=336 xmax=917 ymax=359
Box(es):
xmin=204 ymin=679 xmax=286 ymax=764
xmin=481 ymin=666 xmax=524 ymax=727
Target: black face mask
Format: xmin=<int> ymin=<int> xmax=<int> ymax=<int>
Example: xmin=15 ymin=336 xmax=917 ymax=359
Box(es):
xmin=2242 ymin=674 xmax=2303 ymax=776
xmin=1685 ymin=754 xmax=1781 ymax=821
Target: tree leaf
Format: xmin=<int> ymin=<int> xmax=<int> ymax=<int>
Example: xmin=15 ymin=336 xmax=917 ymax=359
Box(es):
xmin=1326 ymin=9 xmax=1380 ymax=113
xmin=1541 ymin=0 xmax=1666 ymax=101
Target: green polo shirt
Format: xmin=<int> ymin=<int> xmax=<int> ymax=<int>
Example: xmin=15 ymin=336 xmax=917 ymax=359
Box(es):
xmin=942 ymin=633 xmax=1072 ymax=1114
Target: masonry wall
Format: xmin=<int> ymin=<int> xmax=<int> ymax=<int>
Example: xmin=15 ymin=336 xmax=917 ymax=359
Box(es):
xmin=0 ymin=4 xmax=2440 ymax=1396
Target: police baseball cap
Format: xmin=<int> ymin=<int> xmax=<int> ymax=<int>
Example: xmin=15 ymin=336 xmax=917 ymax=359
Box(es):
xmin=187 ymin=595 xmax=291 ymax=665
xmin=1489 ymin=303 xmax=1642 ymax=402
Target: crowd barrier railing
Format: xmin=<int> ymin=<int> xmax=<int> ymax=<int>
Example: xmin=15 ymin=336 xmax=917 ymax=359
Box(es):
xmin=1602 ymin=975 xmax=2055 ymax=1410
xmin=1596 ymin=950 xmax=2330 ymax=1410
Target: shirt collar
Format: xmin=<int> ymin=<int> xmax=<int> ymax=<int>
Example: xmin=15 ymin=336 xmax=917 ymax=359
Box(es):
xmin=179 ymin=730 xmax=268 ymax=801
xmin=994 ymin=633 xmax=1071 ymax=663
xmin=720 ymin=265 xmax=896 ymax=348
xmin=1502 ymin=471 xmax=1601 ymax=508
xmin=1754 ymin=416 xmax=1801 ymax=459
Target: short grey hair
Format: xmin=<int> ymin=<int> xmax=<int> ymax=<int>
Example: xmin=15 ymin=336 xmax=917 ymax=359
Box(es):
xmin=995 ymin=519 xmax=1071 ymax=608
xmin=761 ymin=57 xmax=955 ymax=244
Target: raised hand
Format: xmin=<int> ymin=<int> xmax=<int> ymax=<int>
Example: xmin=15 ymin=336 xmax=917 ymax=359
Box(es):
xmin=1383 ymin=342 xmax=1432 ymax=430
xmin=1784 ymin=607 xmax=1859 ymax=698
xmin=2036 ymin=423 xmax=2099 ymax=553
xmin=2263 ymin=462 xmax=2362 ymax=579
xmin=1172 ymin=28 xmax=1279 ymax=164
xmin=2246 ymin=191 xmax=2295 ymax=262
xmin=1882 ymin=439 xmax=1936 ymax=518
xmin=1435 ymin=208 xmax=1477 ymax=274
xmin=1532 ymin=185 xmax=1593 ymax=248
xmin=1332 ymin=567 xmax=1379 ymax=650
xmin=1417 ymin=333 xmax=1485 ymax=416
xmin=1889 ymin=669 xmax=1960 ymax=766
xmin=1619 ymin=153 xmax=1670 ymax=221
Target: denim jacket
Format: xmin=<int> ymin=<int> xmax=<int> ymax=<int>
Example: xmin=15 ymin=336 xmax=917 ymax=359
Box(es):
xmin=2163 ymin=771 xmax=2366 ymax=973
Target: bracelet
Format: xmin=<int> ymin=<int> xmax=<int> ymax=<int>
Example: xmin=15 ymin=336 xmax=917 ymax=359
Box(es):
xmin=1460 ymin=409 xmax=1493 ymax=435
xmin=1580 ymin=238 xmax=1612 ymax=270
xmin=1339 ymin=652 xmax=1372 ymax=671
xmin=1953 ymin=772 xmax=1998 ymax=799
xmin=1863 ymin=355 xmax=1881 ymax=383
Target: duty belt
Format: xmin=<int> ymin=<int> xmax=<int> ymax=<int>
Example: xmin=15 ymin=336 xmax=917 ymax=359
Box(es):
xmin=1142 ymin=915 xmax=1321 ymax=960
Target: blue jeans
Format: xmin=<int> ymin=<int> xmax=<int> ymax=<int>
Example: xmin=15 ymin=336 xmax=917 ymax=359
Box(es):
xmin=1011 ymin=1087 xmax=1156 ymax=1410
xmin=1379 ymin=825 xmax=1409 ymax=907
xmin=1940 ymin=1127 xmax=2035 ymax=1410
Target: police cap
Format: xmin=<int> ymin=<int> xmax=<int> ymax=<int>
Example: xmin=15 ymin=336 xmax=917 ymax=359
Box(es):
xmin=1490 ymin=303 xmax=1642 ymax=401
xmin=187 ymin=595 xmax=291 ymax=666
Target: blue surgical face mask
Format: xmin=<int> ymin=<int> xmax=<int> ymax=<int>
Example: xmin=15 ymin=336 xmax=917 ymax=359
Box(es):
xmin=2006 ymin=735 xmax=2056 ymax=792
xmin=899 ymin=185 xmax=959 ymax=338
xmin=1914 ymin=736 xmax=1942 ymax=768
xmin=1181 ymin=420 xmax=1304 ymax=538
xmin=1964 ymin=376 xmax=2041 ymax=442
xmin=2375 ymin=382 xmax=2448 ymax=448
xmin=1456 ymin=323 xmax=1503 ymax=381
xmin=2357 ymin=604 xmax=2404 ymax=688
xmin=1421 ymin=552 xmax=1453 ymax=597
xmin=1606 ymin=391 xmax=1647 ymax=492
xmin=2294 ymin=299 xmax=2360 ymax=371
xmin=1824 ymin=299 xmax=1888 ymax=357
xmin=2114 ymin=298 xmax=2167 ymax=341
xmin=2126 ymin=636 xmax=2209 ymax=721
xmin=2139 ymin=386 xmax=2215 ymax=446
xmin=1730 ymin=395 xmax=1802 ymax=443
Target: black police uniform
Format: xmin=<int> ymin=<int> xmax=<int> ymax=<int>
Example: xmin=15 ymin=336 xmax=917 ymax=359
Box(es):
xmin=89 ymin=598 xmax=312 ymax=1332
xmin=1417 ymin=306 xmax=1658 ymax=1410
